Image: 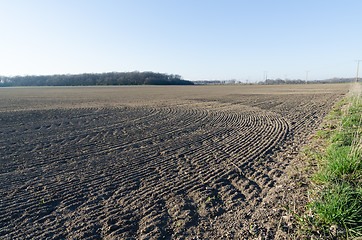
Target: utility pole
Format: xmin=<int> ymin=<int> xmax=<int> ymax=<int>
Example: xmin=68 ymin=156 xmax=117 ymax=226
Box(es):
xmin=356 ymin=60 xmax=360 ymax=83
xmin=306 ymin=71 xmax=309 ymax=84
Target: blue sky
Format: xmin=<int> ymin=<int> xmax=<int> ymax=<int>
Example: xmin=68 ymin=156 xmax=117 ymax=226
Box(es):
xmin=0 ymin=0 xmax=361 ymax=81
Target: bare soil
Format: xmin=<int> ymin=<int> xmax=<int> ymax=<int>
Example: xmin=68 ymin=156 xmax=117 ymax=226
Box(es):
xmin=0 ymin=84 xmax=350 ymax=239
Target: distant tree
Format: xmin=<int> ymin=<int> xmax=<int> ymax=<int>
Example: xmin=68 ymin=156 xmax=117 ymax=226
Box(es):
xmin=0 ymin=72 xmax=194 ymax=87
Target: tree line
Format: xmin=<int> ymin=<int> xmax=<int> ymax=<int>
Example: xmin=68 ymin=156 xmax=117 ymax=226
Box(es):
xmin=0 ymin=71 xmax=194 ymax=87
xmin=259 ymin=77 xmax=356 ymax=85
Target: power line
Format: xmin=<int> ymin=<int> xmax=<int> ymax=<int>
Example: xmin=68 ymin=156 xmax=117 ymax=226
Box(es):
xmin=356 ymin=60 xmax=361 ymax=83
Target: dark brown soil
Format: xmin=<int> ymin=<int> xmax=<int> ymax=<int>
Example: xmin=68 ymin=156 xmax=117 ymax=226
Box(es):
xmin=0 ymin=84 xmax=349 ymax=239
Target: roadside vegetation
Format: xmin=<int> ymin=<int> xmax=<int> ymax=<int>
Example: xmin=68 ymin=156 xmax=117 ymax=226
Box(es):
xmin=300 ymin=83 xmax=361 ymax=239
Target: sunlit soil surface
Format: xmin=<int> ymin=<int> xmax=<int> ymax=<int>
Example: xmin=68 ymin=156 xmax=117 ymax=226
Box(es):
xmin=0 ymin=84 xmax=349 ymax=239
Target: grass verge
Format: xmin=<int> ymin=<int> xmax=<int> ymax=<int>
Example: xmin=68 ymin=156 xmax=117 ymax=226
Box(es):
xmin=300 ymin=84 xmax=361 ymax=239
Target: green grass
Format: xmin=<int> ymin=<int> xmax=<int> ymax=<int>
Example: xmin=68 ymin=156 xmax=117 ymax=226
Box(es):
xmin=311 ymin=183 xmax=362 ymax=237
xmin=300 ymin=84 xmax=361 ymax=239
xmin=315 ymin=145 xmax=361 ymax=184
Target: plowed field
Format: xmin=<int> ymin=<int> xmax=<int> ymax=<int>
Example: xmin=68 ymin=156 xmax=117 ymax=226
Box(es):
xmin=0 ymin=84 xmax=350 ymax=239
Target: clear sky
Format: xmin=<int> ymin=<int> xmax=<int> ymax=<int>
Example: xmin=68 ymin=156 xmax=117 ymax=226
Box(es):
xmin=1 ymin=0 xmax=361 ymax=82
